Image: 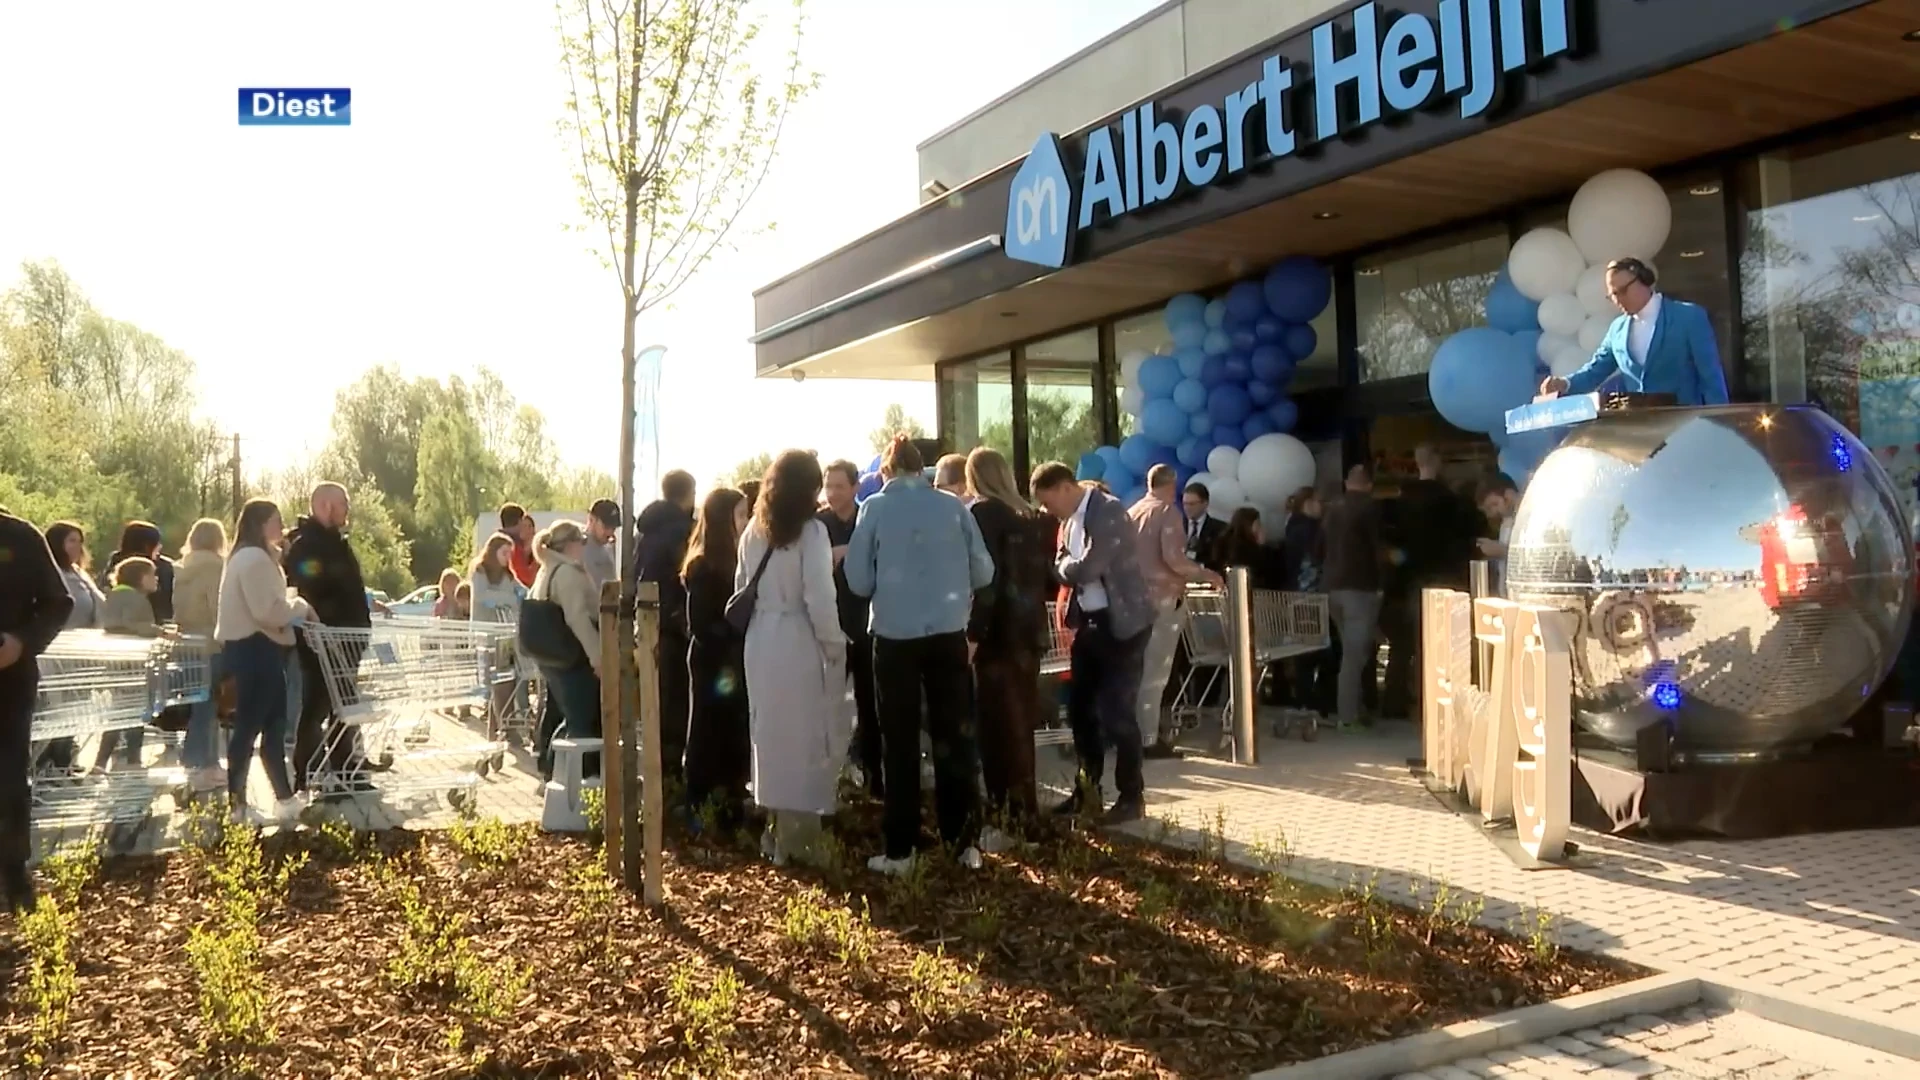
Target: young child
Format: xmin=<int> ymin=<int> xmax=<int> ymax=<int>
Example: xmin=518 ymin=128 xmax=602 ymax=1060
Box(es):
xmin=93 ymin=557 xmax=176 ymax=772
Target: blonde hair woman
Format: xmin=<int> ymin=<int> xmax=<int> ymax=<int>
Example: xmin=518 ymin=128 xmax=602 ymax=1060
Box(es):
xmin=520 ymin=520 xmax=603 ymax=780
xmin=173 ymin=517 xmax=230 ymax=788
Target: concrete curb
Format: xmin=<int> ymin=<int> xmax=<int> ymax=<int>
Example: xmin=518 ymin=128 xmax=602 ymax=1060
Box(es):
xmin=1245 ymin=972 xmax=1700 ymax=1080
xmin=1246 ymin=969 xmax=1920 ymax=1079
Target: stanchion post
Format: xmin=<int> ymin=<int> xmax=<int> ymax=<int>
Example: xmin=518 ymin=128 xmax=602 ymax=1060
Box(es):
xmin=597 ymin=581 xmax=627 ymax=883
xmin=631 ymin=581 xmax=663 ymax=905
xmin=1226 ymin=566 xmax=1258 ymax=765
xmin=1468 ymin=560 xmax=1493 ymax=686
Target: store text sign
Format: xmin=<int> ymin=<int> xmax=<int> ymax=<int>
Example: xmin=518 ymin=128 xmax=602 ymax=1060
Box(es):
xmin=1004 ymin=0 xmax=1574 ymax=269
xmin=1421 ymin=589 xmax=1572 ymax=862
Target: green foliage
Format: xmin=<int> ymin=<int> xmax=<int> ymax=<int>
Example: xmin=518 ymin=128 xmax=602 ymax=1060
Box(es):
xmin=187 ymin=819 xmax=305 ymax=1058
xmin=447 ymin=812 xmax=533 ymax=868
xmin=779 ymin=892 xmax=873 ymax=966
xmin=867 ymin=403 xmax=927 ymax=454
xmin=665 ymin=961 xmax=742 ymax=1073
xmin=380 ymin=859 xmax=532 ymax=1028
xmin=906 ymin=946 xmax=974 ymax=1025
xmin=723 ymin=451 xmax=773 ymax=490
xmin=19 ymin=846 xmax=96 ymax=1063
xmin=983 ymin=388 xmax=1098 ymax=473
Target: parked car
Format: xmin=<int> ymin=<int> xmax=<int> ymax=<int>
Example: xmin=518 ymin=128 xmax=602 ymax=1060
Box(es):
xmin=387 ymin=584 xmax=440 ymax=617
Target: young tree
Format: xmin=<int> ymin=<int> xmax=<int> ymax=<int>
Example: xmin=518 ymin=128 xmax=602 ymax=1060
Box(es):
xmin=725 ymin=451 xmax=773 ymax=489
xmin=556 ymin=0 xmax=815 ymax=570
xmin=868 ymin=403 xmax=927 ymax=454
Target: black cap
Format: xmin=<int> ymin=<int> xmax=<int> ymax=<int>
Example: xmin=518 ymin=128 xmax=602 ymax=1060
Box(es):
xmin=589 ymin=499 xmax=621 ymax=528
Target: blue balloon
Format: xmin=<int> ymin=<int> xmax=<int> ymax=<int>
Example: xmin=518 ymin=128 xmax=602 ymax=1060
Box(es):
xmin=1174 ymin=464 xmax=1197 ymax=492
xmin=1512 ymin=328 xmax=1543 ymax=363
xmin=1142 ymin=398 xmax=1189 ymax=446
xmin=1172 ymin=378 xmax=1208 ymax=413
xmin=1198 ymin=355 xmax=1228 ymax=388
xmin=1138 ymin=353 xmax=1181 ymax=398
xmin=1283 ymin=322 xmax=1318 ymax=360
xmin=1497 ymin=447 xmax=1538 ymax=485
xmin=1207 ymin=382 xmax=1254 ymax=426
xmin=1096 ymin=444 xmax=1124 ymax=471
xmin=1267 ymin=398 xmax=1299 ymax=432
xmin=1504 ymin=426 xmax=1562 ymax=470
xmin=1106 ymin=464 xmax=1138 ymax=494
xmin=1148 ymin=442 xmax=1180 ymax=469
xmin=1211 ymin=425 xmax=1248 ymax=451
xmin=1176 ymin=437 xmax=1210 ymax=468
xmin=1190 ymin=412 xmax=1213 ymax=437
xmin=1171 ymin=320 xmax=1207 ymax=352
xmin=1250 ymin=345 xmax=1289 ymax=384
xmin=1428 ymin=327 xmax=1538 ymax=434
xmin=1119 ymin=434 xmax=1158 ymax=475
xmin=1483 ymin=268 xmax=1541 ymax=335
xmin=856 ymin=471 xmax=883 ymax=502
xmin=1242 ymin=413 xmax=1277 ymax=441
xmin=1230 ymin=329 xmax=1257 ymax=353
xmin=1176 ymin=349 xmax=1207 ymax=379
xmin=1075 ymin=453 xmax=1106 ymax=482
xmin=1120 ymin=486 xmax=1147 ymax=507
xmin=866 ymin=454 xmax=882 ymax=474
xmin=1263 ymin=256 xmax=1333 ymax=323
xmin=1254 ymin=317 xmax=1283 ymax=343
xmin=1248 ymin=380 xmax=1278 ymax=407
xmin=1226 ymin=280 xmax=1266 ymax=323
xmin=1203 ymin=329 xmax=1232 ymax=356
xmin=1204 ymin=298 xmax=1228 ymax=328
xmin=1223 ymin=356 xmax=1251 ymax=383
xmin=1164 ymin=293 xmax=1207 ymax=331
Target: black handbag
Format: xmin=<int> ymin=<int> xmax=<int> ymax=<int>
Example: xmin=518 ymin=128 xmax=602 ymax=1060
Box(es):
xmin=724 ymin=545 xmax=776 ymax=634
xmin=517 ymin=598 xmax=588 ymax=670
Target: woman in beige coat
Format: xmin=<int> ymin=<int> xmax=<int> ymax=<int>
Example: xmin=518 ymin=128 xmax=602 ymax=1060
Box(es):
xmin=173 ymin=518 xmax=228 ymax=789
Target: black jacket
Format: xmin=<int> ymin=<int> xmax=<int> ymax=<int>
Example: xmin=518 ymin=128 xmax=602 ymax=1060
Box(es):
xmin=633 ymin=499 xmax=693 ymax=634
xmin=103 ymin=549 xmax=176 ymax=623
xmin=1186 ymin=516 xmax=1228 ymax=575
xmin=1279 ymin=514 xmax=1325 ymax=592
xmin=816 ymin=506 xmax=871 ymax=641
xmin=1387 ymin=477 xmax=1476 ymax=593
xmin=967 ymin=498 xmax=1053 ymax=655
xmin=0 ymin=509 xmax=75 ymax=668
xmin=1219 ymin=535 xmax=1288 ymax=591
xmin=1322 ymin=491 xmax=1384 ymax=593
xmin=283 ymin=517 xmax=371 ymax=631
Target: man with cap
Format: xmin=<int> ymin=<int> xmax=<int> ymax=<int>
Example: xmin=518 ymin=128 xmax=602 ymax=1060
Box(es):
xmin=583 ymin=498 xmax=620 ymax=591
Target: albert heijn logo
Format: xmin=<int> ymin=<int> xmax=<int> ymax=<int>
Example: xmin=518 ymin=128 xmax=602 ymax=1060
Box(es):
xmin=1004 ymin=133 xmax=1073 ymax=270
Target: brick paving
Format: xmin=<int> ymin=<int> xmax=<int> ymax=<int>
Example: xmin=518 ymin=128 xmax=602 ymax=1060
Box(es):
xmin=1413 ymin=1002 xmax=1914 ymax=1078
xmin=1112 ymin=723 xmax=1920 ymax=1032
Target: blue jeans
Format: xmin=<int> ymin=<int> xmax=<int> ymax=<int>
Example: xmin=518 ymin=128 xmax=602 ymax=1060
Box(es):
xmin=224 ymin=634 xmax=295 ymax=803
xmin=537 ymin=664 xmax=601 ymax=778
xmin=183 ymin=650 xmax=224 ymax=770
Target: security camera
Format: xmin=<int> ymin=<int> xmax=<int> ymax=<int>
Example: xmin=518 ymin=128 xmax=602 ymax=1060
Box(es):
xmin=791 ymin=369 xmax=806 ymax=383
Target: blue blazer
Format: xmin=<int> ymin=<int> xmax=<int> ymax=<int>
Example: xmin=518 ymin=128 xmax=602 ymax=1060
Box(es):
xmin=1563 ymin=296 xmax=1729 ymax=406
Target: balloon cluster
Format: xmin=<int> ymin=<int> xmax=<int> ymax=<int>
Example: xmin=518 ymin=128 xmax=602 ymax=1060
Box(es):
xmin=855 ymin=453 xmax=883 ymax=502
xmin=1427 ymin=168 xmax=1674 ymax=484
xmin=1077 ymin=255 xmax=1331 ymax=522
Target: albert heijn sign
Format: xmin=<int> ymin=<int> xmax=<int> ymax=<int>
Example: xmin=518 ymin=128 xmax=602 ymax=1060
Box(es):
xmin=1003 ymin=0 xmax=1576 ymax=270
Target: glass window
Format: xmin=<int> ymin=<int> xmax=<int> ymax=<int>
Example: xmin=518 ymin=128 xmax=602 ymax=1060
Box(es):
xmin=1291 ymin=300 xmax=1340 ymax=391
xmin=938 ymin=353 xmax=1014 ymax=462
xmin=1111 ymin=311 xmax=1168 ymax=438
xmin=1355 ymin=224 xmax=1510 ymax=381
xmin=1738 ymin=117 xmax=1920 ymax=519
xmin=1024 ymin=328 xmax=1102 ymax=467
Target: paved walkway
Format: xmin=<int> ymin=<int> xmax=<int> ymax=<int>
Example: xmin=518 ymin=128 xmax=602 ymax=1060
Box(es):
xmin=1116 ymin=724 xmax=1920 ymax=1032
xmin=1415 ymin=1002 xmax=1912 ymax=1079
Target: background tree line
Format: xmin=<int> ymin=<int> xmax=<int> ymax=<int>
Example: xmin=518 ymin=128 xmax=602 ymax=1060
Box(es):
xmin=0 ymin=260 xmax=612 ymax=597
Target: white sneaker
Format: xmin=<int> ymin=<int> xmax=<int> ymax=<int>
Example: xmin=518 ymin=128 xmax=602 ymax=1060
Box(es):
xmin=956 ymin=846 xmax=983 ymax=871
xmin=190 ymin=766 xmax=228 ymax=793
xmin=867 ymin=852 xmax=916 ymax=876
xmin=976 ymin=826 xmax=1014 ymax=854
xmin=229 ymin=804 xmax=271 ymax=827
xmin=274 ymin=795 xmax=309 ymax=824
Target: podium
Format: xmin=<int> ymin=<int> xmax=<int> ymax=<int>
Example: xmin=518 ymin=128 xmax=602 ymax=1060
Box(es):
xmin=1504 ymin=391 xmax=1679 ymax=435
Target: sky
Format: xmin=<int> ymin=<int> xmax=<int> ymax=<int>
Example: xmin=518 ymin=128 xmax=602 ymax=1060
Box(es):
xmin=0 ymin=0 xmax=1160 ymax=490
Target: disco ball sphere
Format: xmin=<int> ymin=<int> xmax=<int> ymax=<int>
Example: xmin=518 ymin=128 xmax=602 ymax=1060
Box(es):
xmin=1506 ymin=405 xmax=1913 ymax=762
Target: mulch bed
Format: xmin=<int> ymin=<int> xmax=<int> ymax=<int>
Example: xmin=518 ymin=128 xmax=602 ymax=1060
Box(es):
xmin=0 ymin=799 xmax=1640 ymax=1079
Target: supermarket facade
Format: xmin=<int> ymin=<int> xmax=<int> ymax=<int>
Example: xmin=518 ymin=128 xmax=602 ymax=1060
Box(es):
xmin=750 ymin=0 xmax=1920 ymax=491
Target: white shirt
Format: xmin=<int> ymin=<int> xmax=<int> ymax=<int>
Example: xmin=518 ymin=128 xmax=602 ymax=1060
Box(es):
xmin=1627 ymin=292 xmax=1663 ymax=366
xmin=1060 ymin=486 xmax=1109 ymax=612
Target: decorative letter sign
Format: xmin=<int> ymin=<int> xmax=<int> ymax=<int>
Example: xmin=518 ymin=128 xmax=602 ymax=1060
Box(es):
xmin=1419 ymin=587 xmax=1574 ymax=862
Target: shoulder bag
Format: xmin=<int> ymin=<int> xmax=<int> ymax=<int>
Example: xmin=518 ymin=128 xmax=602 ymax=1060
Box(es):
xmin=723 ymin=544 xmax=777 ymax=634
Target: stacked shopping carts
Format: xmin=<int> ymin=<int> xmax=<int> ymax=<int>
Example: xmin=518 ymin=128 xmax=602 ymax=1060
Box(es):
xmin=300 ymin=616 xmax=507 ymax=810
xmin=31 ymin=630 xmax=207 ymax=829
xmin=1173 ymin=586 xmax=1331 ymax=741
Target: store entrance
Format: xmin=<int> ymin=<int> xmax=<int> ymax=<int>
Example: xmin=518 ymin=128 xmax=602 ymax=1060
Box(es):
xmin=1366 ymin=410 xmax=1494 ymax=499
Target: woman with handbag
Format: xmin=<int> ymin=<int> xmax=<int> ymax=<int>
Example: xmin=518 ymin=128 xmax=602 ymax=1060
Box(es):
xmin=517 ymin=521 xmax=602 ymax=781
xmin=738 ymin=451 xmax=847 ymax=867
xmin=680 ymin=487 xmax=752 ymax=827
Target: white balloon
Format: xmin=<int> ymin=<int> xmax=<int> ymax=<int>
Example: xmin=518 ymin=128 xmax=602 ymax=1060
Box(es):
xmin=1188 ymin=472 xmax=1216 ymax=498
xmin=1549 ymin=343 xmax=1589 ymax=378
xmin=1207 ymin=477 xmax=1246 ymax=520
xmin=1576 ymin=264 xmax=1614 ymax=319
xmin=1506 ymin=228 xmax=1586 ymax=301
xmin=1120 ymin=385 xmax=1146 ymax=418
xmin=1536 ymin=331 xmax=1577 ymax=365
xmin=1120 ymin=349 xmax=1151 ymax=388
xmin=1537 ymin=292 xmax=1586 ymax=338
xmin=1236 ymin=433 xmax=1317 ymax=509
xmin=1577 ymin=312 xmax=1614 ymax=354
xmin=1568 ymin=168 xmax=1671 ymax=264
xmin=1205 ymin=446 xmax=1242 ymax=480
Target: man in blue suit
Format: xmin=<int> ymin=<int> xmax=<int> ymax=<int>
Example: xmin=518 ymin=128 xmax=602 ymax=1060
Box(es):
xmin=1540 ymin=257 xmax=1730 ymax=406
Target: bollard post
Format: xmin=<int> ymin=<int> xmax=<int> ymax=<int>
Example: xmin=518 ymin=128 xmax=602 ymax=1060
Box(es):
xmin=631 ymin=581 xmax=663 ymax=905
xmin=1468 ymin=560 xmax=1493 ymax=686
xmin=597 ymin=581 xmax=627 ymax=883
xmin=1226 ymin=566 xmax=1258 ymax=765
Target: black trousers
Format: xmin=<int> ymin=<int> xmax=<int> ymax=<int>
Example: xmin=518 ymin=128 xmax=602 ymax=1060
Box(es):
xmin=1379 ymin=588 xmax=1419 ymax=720
xmin=873 ymin=631 xmax=980 ymax=860
xmin=847 ymin=631 xmax=882 ymax=795
xmin=974 ymin=646 xmax=1041 ymax=823
xmin=657 ymin=630 xmax=689 ymax=783
xmin=1 ymin=667 xmax=35 ymax=871
xmin=293 ymin=646 xmax=360 ymax=789
xmin=1067 ymin=612 xmax=1148 ymax=802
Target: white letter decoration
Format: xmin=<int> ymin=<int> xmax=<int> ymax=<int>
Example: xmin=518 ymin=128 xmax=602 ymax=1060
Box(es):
xmin=1508 ymin=604 xmax=1573 ymax=861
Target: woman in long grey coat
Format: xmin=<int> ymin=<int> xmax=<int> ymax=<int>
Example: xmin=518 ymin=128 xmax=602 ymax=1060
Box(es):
xmin=739 ymin=451 xmax=848 ymax=866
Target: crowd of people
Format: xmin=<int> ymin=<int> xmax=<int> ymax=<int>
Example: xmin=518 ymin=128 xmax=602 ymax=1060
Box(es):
xmin=0 ymin=432 xmax=1520 ymax=911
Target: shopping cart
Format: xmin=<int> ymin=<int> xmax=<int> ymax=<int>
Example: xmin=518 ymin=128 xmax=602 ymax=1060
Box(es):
xmin=483 ymin=609 xmax=541 ymax=755
xmin=1035 ymin=602 xmax=1075 ymax=748
xmin=30 ymin=630 xmax=192 ymax=830
xmin=1172 ymin=586 xmax=1332 ymax=742
xmin=300 ymin=618 xmax=505 ymax=810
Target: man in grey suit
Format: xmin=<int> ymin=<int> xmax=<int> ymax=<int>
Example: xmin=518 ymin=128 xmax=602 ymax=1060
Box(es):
xmin=1032 ymin=464 xmax=1153 ymax=825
